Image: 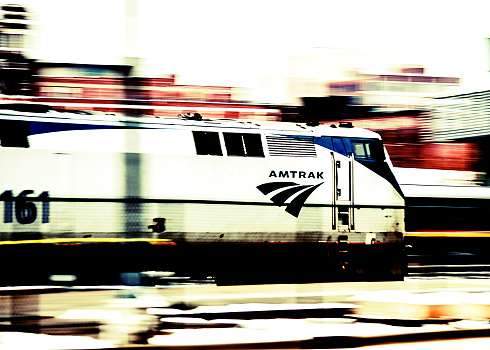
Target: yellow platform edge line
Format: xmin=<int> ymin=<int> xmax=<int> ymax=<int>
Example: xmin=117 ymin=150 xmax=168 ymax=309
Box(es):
xmin=406 ymin=232 xmax=490 ymax=238
xmin=0 ymin=238 xmax=175 ymax=245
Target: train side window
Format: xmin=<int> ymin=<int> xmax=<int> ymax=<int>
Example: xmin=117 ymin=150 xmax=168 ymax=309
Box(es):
xmin=192 ymin=131 xmax=222 ymax=156
xmin=224 ymin=133 xmax=264 ymax=157
xmin=243 ymin=134 xmax=264 ymax=157
xmin=224 ymin=133 xmax=244 ymax=156
xmin=0 ymin=120 xmax=29 ymax=148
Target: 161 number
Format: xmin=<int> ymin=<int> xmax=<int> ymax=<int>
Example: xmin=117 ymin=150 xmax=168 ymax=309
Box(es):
xmin=1 ymin=190 xmax=50 ymax=224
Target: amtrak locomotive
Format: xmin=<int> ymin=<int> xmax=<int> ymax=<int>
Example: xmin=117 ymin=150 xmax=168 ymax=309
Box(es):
xmin=0 ymin=105 xmax=405 ymax=284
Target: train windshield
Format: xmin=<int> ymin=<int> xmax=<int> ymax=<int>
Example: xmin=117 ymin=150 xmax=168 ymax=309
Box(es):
xmin=315 ymin=137 xmax=385 ymax=161
xmin=351 ymin=139 xmax=385 ymax=161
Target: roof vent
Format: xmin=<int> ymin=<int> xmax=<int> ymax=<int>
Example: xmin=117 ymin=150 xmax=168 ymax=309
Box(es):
xmin=339 ymin=121 xmax=353 ymax=128
xmin=266 ymin=135 xmax=317 ymax=158
xmin=179 ymin=113 xmax=202 ymax=121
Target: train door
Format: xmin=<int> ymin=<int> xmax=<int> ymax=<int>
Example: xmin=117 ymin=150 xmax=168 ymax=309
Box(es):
xmin=331 ymin=138 xmax=354 ymax=232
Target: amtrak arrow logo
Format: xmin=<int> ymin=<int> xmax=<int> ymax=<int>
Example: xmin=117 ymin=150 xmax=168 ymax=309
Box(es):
xmin=257 ymin=181 xmax=323 ymax=217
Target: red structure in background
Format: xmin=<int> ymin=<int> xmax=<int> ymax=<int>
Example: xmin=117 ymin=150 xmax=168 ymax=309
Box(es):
xmin=2 ymin=62 xmax=281 ymax=121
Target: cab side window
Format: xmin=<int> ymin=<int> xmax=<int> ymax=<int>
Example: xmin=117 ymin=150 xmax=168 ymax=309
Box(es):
xmin=192 ymin=131 xmax=222 ymax=156
xmin=224 ymin=133 xmax=264 ymax=157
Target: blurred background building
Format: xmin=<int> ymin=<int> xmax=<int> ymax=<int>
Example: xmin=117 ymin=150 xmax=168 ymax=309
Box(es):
xmin=328 ymin=66 xmax=460 ymax=110
xmin=0 ymin=3 xmax=281 ymax=120
xmin=28 ymin=63 xmax=280 ymax=120
xmin=0 ymin=3 xmax=32 ymax=95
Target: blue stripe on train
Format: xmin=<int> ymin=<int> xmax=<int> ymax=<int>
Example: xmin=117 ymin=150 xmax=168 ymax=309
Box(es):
xmin=29 ymin=121 xmax=114 ymax=135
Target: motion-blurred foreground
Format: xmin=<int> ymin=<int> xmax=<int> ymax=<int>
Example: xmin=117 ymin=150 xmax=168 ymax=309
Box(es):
xmin=3 ymin=280 xmax=490 ymax=348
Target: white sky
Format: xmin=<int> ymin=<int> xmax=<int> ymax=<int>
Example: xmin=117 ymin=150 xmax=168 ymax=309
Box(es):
xmin=17 ymin=0 xmax=490 ymax=91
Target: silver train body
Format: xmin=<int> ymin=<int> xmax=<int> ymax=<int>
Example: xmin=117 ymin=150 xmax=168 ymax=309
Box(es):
xmin=0 ymin=107 xmax=405 ymax=283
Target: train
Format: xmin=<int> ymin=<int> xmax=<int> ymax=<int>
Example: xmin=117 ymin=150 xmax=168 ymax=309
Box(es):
xmin=0 ymin=104 xmax=405 ymax=285
xmin=402 ymin=183 xmax=490 ymax=264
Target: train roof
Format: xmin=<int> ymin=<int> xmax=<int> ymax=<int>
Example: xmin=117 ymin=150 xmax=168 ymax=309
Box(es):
xmin=0 ymin=104 xmax=381 ymax=139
